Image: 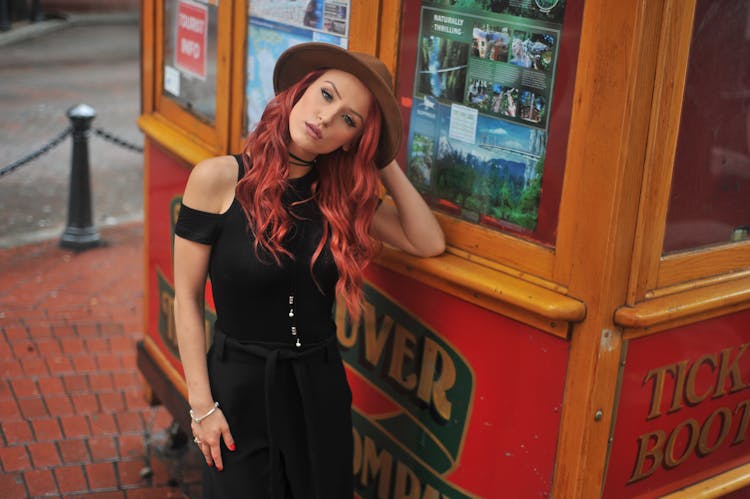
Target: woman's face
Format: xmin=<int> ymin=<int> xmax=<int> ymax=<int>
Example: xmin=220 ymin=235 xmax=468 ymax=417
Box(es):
xmin=288 ymin=69 xmax=373 ymax=161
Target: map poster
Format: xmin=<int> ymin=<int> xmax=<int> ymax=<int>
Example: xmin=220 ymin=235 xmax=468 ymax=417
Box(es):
xmin=250 ymin=0 xmax=350 ymax=37
xmin=406 ymin=0 xmax=567 ymax=232
xmin=245 ymin=1 xmax=351 ymax=133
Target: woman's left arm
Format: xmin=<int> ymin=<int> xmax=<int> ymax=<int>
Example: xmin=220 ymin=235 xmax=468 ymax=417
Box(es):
xmin=371 ymin=161 xmax=445 ymax=257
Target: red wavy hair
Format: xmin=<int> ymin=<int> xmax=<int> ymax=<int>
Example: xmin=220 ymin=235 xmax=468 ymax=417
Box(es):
xmin=236 ymin=69 xmax=383 ymax=320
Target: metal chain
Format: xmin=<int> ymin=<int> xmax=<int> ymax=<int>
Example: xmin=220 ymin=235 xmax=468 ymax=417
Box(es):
xmin=93 ymin=127 xmax=144 ymax=153
xmin=0 ymin=127 xmax=72 ymax=178
xmin=1 ymin=125 xmax=142 ymax=179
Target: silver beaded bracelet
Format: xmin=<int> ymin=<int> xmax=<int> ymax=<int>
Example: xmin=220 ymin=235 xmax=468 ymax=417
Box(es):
xmin=189 ymin=401 xmax=219 ymax=424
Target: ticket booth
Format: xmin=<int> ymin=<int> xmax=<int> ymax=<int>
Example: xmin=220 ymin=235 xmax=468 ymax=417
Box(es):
xmin=136 ymin=0 xmax=750 ymax=497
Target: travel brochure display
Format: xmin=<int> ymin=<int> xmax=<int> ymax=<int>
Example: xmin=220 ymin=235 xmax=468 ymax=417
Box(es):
xmin=407 ymin=0 xmax=567 ymax=232
xmin=246 ymin=0 xmax=351 ymax=132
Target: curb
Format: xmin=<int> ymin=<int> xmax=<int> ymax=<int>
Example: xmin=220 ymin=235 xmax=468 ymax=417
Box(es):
xmin=0 ymin=11 xmax=139 ymax=48
xmin=0 ymin=212 xmax=144 ymax=250
xmin=0 ymin=19 xmax=68 ymax=47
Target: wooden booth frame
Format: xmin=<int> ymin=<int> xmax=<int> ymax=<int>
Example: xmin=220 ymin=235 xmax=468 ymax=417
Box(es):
xmin=140 ymin=0 xmax=233 ymax=167
xmin=137 ymin=1 xmax=750 ymax=497
xmin=616 ymin=0 xmax=750 ymax=338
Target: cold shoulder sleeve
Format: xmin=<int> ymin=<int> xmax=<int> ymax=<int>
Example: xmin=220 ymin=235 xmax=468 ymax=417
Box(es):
xmin=174 ymin=203 xmax=224 ymax=245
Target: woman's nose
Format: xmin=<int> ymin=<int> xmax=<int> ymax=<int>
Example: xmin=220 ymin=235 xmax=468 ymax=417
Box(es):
xmin=318 ymin=104 xmax=342 ymax=126
xmin=317 ymin=111 xmax=332 ymax=126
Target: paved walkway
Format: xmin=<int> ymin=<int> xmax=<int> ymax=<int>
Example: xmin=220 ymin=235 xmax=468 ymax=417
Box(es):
xmin=0 ymin=14 xmax=212 ymax=499
xmin=0 ymin=12 xmax=207 ymax=498
xmin=0 ymin=223 xmax=203 ymax=498
xmin=0 ymin=15 xmax=143 ymax=248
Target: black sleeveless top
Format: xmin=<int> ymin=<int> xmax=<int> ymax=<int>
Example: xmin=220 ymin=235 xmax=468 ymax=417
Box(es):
xmin=174 ymin=156 xmax=339 ymax=345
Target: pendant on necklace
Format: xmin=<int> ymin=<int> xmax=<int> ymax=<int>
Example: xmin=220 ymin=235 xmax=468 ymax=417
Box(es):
xmin=289 ymin=294 xmax=300 ymax=347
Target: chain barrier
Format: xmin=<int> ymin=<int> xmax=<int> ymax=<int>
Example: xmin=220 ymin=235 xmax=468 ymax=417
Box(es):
xmin=93 ymin=127 xmax=144 ymax=153
xmin=0 ymin=127 xmax=72 ymax=178
xmin=0 ymin=126 xmax=143 ymax=178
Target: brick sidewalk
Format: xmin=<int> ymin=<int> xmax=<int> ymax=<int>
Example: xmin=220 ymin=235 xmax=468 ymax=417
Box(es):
xmin=0 ymin=223 xmax=203 ymax=498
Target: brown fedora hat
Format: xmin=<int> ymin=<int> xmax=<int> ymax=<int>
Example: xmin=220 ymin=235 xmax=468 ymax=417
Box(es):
xmin=273 ymin=42 xmax=403 ymax=168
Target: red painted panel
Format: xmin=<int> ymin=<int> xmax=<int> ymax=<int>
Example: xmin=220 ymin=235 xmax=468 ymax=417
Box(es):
xmin=145 ymin=144 xmax=213 ymax=375
xmin=349 ymin=265 xmax=569 ymax=497
xmin=604 ymin=310 xmax=750 ymax=498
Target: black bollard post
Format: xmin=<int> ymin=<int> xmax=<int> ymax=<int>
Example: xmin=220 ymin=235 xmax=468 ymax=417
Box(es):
xmin=0 ymin=0 xmax=10 ymax=31
xmin=29 ymin=0 xmax=43 ymax=22
xmin=61 ymin=104 xmax=101 ymax=250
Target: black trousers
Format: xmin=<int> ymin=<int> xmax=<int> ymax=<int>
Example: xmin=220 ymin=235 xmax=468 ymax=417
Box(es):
xmin=203 ymin=330 xmax=354 ymax=499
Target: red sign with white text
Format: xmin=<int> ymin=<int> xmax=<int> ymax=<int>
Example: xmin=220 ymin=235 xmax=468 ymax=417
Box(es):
xmin=175 ymin=0 xmax=208 ymax=80
xmin=604 ymin=310 xmax=750 ymax=498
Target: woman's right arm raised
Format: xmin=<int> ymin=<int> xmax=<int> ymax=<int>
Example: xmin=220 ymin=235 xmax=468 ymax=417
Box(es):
xmin=173 ymin=156 xmax=238 ymax=470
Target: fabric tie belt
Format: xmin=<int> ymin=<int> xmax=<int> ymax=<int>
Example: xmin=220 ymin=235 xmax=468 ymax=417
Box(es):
xmin=212 ymin=328 xmax=337 ymax=499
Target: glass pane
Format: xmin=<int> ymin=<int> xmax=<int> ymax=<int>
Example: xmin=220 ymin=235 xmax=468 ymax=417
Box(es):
xmin=663 ymin=0 xmax=750 ymax=254
xmin=395 ymin=0 xmax=584 ymax=246
xmin=162 ymin=0 xmax=219 ymax=124
xmin=244 ymin=1 xmax=351 ymax=135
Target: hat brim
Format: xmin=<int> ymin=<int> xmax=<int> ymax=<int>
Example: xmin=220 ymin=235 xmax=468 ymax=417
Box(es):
xmin=273 ymin=43 xmax=403 ymax=168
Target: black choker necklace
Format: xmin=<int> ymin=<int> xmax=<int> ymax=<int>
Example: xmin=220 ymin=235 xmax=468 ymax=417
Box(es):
xmin=289 ymin=151 xmax=316 ymax=167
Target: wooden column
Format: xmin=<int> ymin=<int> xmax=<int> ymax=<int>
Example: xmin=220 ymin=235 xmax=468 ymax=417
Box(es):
xmin=551 ymin=0 xmax=665 ymax=496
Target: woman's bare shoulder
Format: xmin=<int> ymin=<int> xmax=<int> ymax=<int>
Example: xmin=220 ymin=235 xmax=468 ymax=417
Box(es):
xmin=182 ymin=155 xmax=239 ymax=214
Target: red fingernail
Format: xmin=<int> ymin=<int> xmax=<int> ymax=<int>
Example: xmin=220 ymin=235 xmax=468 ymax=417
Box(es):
xmin=229 ymin=443 xmax=236 ymax=451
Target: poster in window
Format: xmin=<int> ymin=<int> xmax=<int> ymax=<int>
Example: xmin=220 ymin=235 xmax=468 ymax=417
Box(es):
xmin=246 ymin=1 xmax=351 ymax=133
xmin=406 ymin=0 xmax=567 ymax=232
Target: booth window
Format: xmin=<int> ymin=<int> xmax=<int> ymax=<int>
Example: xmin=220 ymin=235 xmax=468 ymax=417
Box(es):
xmin=395 ymin=0 xmax=581 ymax=248
xmin=663 ymin=0 xmax=750 ymax=254
xmin=162 ymin=0 xmax=219 ymax=124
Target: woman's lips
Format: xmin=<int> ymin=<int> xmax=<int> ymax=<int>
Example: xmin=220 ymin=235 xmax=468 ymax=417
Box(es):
xmin=305 ymin=122 xmax=322 ymax=140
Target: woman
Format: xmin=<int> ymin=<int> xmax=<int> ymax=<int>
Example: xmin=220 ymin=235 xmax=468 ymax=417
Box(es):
xmin=173 ymin=43 xmax=444 ymax=498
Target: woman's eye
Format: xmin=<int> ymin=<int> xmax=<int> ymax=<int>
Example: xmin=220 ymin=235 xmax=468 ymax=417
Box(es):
xmin=321 ymin=89 xmax=333 ymax=101
xmin=343 ymin=115 xmax=356 ymax=128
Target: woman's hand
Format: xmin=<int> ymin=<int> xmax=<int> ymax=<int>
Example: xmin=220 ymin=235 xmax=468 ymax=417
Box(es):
xmin=191 ymin=407 xmax=235 ymax=471
xmin=372 ymin=161 xmax=445 ymax=257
